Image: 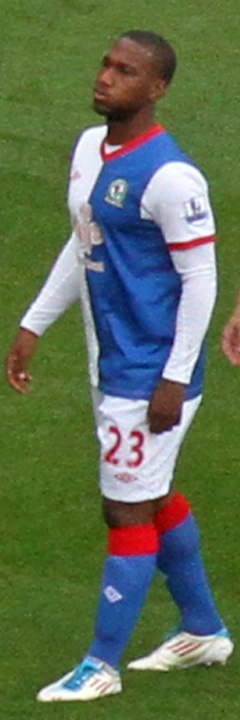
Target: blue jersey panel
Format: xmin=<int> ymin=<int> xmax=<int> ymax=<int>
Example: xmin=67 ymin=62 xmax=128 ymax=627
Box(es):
xmin=85 ymin=130 xmax=205 ymax=400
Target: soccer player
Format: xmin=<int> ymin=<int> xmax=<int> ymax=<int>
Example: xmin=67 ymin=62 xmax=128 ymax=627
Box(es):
xmin=222 ymin=292 xmax=240 ymax=364
xmin=6 ymin=31 xmax=233 ymax=702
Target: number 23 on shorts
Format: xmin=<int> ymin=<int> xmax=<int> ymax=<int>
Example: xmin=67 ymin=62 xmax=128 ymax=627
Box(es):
xmin=104 ymin=425 xmax=145 ymax=468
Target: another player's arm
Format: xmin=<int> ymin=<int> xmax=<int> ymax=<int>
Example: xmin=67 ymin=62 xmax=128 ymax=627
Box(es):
xmin=6 ymin=233 xmax=81 ymax=394
xmin=221 ymin=292 xmax=240 ymax=365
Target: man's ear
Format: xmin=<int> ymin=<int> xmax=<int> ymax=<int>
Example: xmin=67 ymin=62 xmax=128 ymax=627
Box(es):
xmin=149 ymin=77 xmax=167 ymax=102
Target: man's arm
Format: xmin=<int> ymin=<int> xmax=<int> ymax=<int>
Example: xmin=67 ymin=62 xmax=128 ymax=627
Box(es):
xmin=221 ymin=292 xmax=240 ymax=365
xmin=148 ymin=243 xmax=217 ymax=432
xmin=6 ymin=329 xmax=38 ymax=394
xmin=142 ymin=161 xmax=217 ymax=433
xmin=148 ymin=379 xmax=186 ymax=433
xmin=6 ymin=233 xmax=81 ymax=393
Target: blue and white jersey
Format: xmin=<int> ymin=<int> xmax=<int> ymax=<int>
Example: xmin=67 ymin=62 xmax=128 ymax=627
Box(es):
xmin=67 ymin=124 xmax=216 ymax=401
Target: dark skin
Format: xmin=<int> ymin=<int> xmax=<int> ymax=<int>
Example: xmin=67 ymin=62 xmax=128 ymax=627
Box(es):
xmin=6 ymin=38 xmax=186 ymax=527
xmin=93 ymin=38 xmax=166 ymax=142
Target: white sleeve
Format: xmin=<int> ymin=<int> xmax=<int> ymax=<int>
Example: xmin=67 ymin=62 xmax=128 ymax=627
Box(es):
xmin=20 ymin=232 xmax=81 ymax=336
xmin=141 ymin=160 xmax=217 ymax=384
xmin=141 ymin=161 xmax=216 ymax=246
xmin=162 ymin=243 xmax=217 ymax=384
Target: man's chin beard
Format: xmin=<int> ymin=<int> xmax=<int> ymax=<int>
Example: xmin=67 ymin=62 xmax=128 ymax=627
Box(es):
xmin=94 ymin=102 xmax=134 ymax=122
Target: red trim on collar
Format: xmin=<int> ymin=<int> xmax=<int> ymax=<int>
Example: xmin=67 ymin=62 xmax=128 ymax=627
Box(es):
xmin=101 ymin=123 xmax=165 ymax=162
xmin=168 ymin=235 xmax=217 ymax=251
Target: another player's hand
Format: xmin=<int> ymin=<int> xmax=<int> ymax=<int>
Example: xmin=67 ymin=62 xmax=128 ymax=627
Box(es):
xmin=148 ymin=378 xmax=186 ymax=434
xmin=5 ymin=328 xmax=38 ymax=394
xmin=222 ymin=307 xmax=240 ymax=366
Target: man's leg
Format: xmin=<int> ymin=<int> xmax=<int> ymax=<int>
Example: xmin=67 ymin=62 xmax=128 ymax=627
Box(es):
xmin=37 ymin=498 xmax=158 ymax=702
xmin=127 ymin=396 xmax=233 ymax=671
xmin=155 ymin=492 xmax=233 ymax=667
xmin=88 ymin=499 xmax=158 ymax=667
xmin=128 ymin=495 xmax=233 ymax=671
xmin=156 ymin=492 xmax=224 ymax=634
xmin=37 ymin=393 xmax=162 ymax=702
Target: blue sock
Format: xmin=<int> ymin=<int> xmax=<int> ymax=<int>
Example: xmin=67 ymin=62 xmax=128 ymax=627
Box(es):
xmin=157 ymin=514 xmax=223 ymax=635
xmin=87 ymin=525 xmax=158 ymax=667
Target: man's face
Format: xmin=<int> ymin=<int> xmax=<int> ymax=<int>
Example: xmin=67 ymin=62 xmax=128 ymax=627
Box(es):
xmin=93 ymin=38 xmax=165 ymax=119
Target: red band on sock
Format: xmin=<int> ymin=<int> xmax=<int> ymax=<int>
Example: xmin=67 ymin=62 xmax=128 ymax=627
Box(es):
xmin=108 ymin=524 xmax=159 ymax=556
xmin=155 ymin=493 xmax=191 ymax=534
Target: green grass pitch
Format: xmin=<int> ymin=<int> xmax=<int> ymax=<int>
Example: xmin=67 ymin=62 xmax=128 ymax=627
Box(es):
xmin=1 ymin=1 xmax=240 ymax=718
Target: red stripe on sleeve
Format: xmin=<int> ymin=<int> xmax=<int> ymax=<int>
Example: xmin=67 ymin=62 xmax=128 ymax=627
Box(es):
xmin=168 ymin=234 xmax=217 ymax=251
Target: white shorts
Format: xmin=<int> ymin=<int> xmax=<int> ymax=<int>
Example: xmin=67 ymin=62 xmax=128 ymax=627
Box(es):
xmin=93 ymin=390 xmax=202 ymax=503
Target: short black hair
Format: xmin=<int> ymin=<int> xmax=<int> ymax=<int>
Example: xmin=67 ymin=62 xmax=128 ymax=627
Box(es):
xmin=120 ymin=30 xmax=177 ymax=85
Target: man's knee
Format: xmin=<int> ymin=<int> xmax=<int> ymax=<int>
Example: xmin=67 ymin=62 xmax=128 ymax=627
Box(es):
xmin=102 ymin=497 xmax=156 ymax=527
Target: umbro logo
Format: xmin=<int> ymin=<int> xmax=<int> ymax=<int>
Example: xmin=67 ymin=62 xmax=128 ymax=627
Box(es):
xmin=103 ymin=585 xmax=123 ymax=603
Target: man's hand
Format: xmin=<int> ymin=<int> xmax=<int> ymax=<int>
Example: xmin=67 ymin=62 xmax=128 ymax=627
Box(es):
xmin=148 ymin=378 xmax=186 ymax=434
xmin=222 ymin=298 xmax=240 ymax=366
xmin=5 ymin=328 xmax=38 ymax=394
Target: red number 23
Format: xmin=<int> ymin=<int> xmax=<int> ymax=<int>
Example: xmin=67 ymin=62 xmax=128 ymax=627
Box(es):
xmin=104 ymin=426 xmax=145 ymax=468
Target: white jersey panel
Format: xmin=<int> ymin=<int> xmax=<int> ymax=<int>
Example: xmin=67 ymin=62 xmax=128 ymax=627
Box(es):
xmin=68 ymin=125 xmax=106 ymax=225
xmin=22 ymin=127 xmax=107 ymax=388
xmin=76 ymin=239 xmax=100 ymax=387
xmin=140 ymin=161 xmax=216 ymax=245
xmin=68 ymin=126 xmax=106 ymax=387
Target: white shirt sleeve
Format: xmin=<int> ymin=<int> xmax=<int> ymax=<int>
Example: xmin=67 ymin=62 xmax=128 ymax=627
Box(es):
xmin=141 ymin=161 xmax=216 ymax=246
xmin=163 ymin=243 xmax=217 ymax=383
xmin=141 ymin=160 xmax=217 ymax=384
xmin=20 ymin=232 xmax=81 ymax=336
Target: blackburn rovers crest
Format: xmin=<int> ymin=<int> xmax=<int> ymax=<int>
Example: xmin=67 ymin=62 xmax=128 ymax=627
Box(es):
xmin=105 ymin=178 xmax=128 ymax=208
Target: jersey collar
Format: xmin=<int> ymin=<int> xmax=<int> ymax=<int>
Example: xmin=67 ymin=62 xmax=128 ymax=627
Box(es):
xmin=101 ymin=123 xmax=165 ymax=162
